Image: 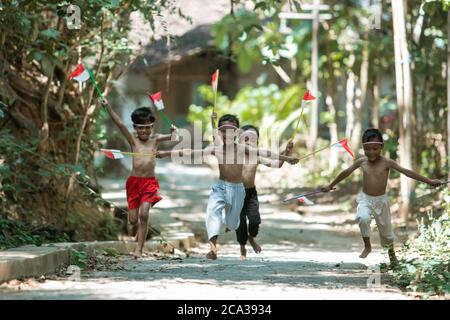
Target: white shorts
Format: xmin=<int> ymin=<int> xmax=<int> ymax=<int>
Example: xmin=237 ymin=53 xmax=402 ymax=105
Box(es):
xmin=356 ymin=192 xmax=394 ymax=246
xmin=206 ymin=180 xmax=245 ymax=240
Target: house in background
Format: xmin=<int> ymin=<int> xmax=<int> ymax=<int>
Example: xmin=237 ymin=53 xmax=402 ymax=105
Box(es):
xmin=111 ymin=0 xmax=286 ymax=133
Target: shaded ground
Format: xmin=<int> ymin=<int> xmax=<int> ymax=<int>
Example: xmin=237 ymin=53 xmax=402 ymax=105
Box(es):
xmin=0 ymin=161 xmax=414 ymax=299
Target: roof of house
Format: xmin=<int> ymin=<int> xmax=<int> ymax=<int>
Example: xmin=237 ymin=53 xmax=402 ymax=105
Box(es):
xmin=130 ymin=24 xmax=215 ymax=71
xmin=128 ymin=0 xmax=231 ymax=72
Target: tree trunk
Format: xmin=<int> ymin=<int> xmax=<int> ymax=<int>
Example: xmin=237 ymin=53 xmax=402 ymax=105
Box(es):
xmin=372 ymin=74 xmax=380 ymax=128
xmin=324 ymin=27 xmax=339 ymax=169
xmin=350 ymin=29 xmax=370 ymax=151
xmin=392 ymin=0 xmax=414 ymax=223
xmin=308 ymin=0 xmax=320 ymax=161
xmin=448 ymin=10 xmax=450 ymax=182
xmin=345 ymin=57 xmax=356 ymax=141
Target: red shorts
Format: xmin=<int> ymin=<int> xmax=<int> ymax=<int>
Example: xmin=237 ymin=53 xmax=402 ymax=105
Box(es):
xmin=126 ymin=176 xmax=162 ymax=210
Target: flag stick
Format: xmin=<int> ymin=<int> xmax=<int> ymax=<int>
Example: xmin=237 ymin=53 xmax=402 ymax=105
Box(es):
xmin=298 ymin=144 xmax=331 ymax=161
xmin=85 ymin=66 xmax=103 ymax=99
xmin=283 ymin=188 xmax=336 ymax=202
xmin=101 ymin=150 xmax=156 ymax=157
xmin=298 ymin=138 xmax=348 ymax=161
xmin=213 ymin=69 xmax=219 ymax=113
xmin=291 ymin=100 xmax=305 ymax=140
xmin=119 ymin=151 xmax=155 ymax=157
xmin=158 ymin=109 xmax=173 ymax=127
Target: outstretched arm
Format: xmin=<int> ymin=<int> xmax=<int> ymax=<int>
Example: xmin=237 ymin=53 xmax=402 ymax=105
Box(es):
xmin=101 ymin=98 xmax=134 ymax=147
xmin=259 ymin=140 xmax=294 ymax=168
xmin=387 ymin=159 xmax=443 ymax=187
xmin=246 ymin=145 xmax=298 ymax=164
xmin=321 ymin=157 xmax=365 ymax=192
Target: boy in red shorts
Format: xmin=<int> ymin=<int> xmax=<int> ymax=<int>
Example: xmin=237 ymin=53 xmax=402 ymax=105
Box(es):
xmin=101 ymin=98 xmax=176 ymax=258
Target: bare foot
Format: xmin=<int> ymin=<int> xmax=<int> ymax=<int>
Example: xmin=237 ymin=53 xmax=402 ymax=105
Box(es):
xmin=131 ymin=249 xmax=143 ymax=259
xmin=248 ymin=236 xmax=261 ymax=254
xmin=359 ymin=246 xmax=372 ymax=258
xmin=206 ymin=250 xmax=217 ymax=260
xmin=388 ymin=250 xmax=398 ymax=267
xmin=240 ymin=246 xmax=247 ymax=260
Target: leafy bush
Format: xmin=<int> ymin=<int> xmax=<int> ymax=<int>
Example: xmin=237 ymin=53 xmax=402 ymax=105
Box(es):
xmin=389 ymin=197 xmax=450 ymax=295
xmin=188 ymin=83 xmax=307 ymax=146
xmin=0 ymin=217 xmax=70 ymax=250
xmin=70 ymin=248 xmax=89 ymax=270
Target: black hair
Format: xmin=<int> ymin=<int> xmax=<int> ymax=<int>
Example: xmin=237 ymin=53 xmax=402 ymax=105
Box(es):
xmin=362 ymin=128 xmax=383 ymax=143
xmin=131 ymin=107 xmax=155 ymax=125
xmin=241 ymin=124 xmax=259 ymax=138
xmin=218 ymin=114 xmax=239 ymax=128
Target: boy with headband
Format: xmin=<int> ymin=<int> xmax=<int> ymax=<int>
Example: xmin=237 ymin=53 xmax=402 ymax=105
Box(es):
xmin=320 ymin=128 xmax=442 ymax=266
xmin=101 ymin=98 xmax=177 ymax=258
xmin=158 ymin=114 xmax=298 ymax=259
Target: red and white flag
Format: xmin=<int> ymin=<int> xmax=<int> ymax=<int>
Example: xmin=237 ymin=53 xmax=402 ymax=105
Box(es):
xmin=101 ymin=149 xmax=124 ymax=160
xmin=149 ymin=91 xmax=164 ymax=111
xmin=332 ymin=138 xmax=355 ymax=159
xmin=211 ymin=69 xmax=219 ymax=92
xmin=68 ymin=63 xmax=90 ymax=82
xmin=303 ymin=90 xmax=316 ymax=101
xmin=297 ymin=196 xmax=314 ymax=205
xmin=301 ymin=90 xmax=316 ymax=107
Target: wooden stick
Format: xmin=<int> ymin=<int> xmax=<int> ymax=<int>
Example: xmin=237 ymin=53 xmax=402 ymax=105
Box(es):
xmin=283 ymin=188 xmax=336 ymax=202
xmin=291 ymin=100 xmax=305 ymax=140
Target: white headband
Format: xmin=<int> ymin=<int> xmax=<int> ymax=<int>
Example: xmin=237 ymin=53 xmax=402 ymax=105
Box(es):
xmin=363 ymin=141 xmax=383 ymax=145
xmin=133 ymin=123 xmax=153 ymax=127
xmin=239 ymin=131 xmax=258 ymax=138
xmin=218 ymin=125 xmax=238 ymax=130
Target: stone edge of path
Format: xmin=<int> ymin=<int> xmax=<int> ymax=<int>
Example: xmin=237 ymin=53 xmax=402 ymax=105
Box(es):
xmin=0 ymin=233 xmax=195 ymax=284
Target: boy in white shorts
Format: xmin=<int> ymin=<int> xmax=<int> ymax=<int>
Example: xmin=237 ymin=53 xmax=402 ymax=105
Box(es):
xmin=157 ymin=114 xmax=298 ymax=260
xmin=320 ymin=128 xmax=442 ymax=266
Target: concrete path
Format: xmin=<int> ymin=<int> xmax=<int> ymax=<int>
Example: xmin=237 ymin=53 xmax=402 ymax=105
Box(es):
xmin=0 ymin=161 xmax=413 ymax=299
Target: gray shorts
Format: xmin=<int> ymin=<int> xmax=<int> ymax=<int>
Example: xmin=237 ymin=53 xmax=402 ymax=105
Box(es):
xmin=206 ymin=180 xmax=245 ymax=240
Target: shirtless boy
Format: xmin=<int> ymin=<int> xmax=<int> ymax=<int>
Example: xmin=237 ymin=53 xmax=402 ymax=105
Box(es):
xmin=235 ymin=125 xmax=294 ymax=260
xmin=102 ymin=98 xmax=176 ymax=258
xmin=158 ymin=114 xmax=298 ymax=259
xmin=320 ymin=128 xmax=442 ymax=265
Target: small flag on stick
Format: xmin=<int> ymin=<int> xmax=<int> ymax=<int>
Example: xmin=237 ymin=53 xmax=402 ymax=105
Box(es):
xmin=100 ymin=149 xmax=155 ymax=159
xmin=148 ymin=91 xmax=173 ymax=128
xmin=211 ymin=69 xmax=219 ymax=112
xmin=101 ymin=149 xmax=125 ymax=160
xmin=297 ymin=196 xmax=314 ymax=205
xmin=68 ymin=63 xmax=103 ymax=99
xmin=149 ymin=92 xmax=164 ymax=110
xmin=331 ymin=138 xmax=355 ymax=159
xmin=298 ymin=138 xmax=354 ymax=161
xmin=292 ymin=90 xmax=316 ymax=140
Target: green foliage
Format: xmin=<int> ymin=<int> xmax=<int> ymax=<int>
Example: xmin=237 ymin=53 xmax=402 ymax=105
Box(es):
xmin=102 ymin=247 xmax=120 ymax=257
xmin=188 ymin=83 xmax=307 ymax=144
xmin=389 ymin=196 xmax=450 ymax=295
xmin=70 ymin=248 xmax=89 ymax=269
xmin=0 ymin=217 xmax=70 ymax=250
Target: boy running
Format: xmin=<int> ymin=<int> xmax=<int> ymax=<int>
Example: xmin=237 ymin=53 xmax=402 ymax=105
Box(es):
xmin=320 ymin=128 xmax=442 ymax=265
xmin=236 ymin=125 xmax=294 ymax=260
xmin=157 ymin=114 xmax=298 ymax=259
xmin=101 ymin=98 xmax=176 ymax=258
